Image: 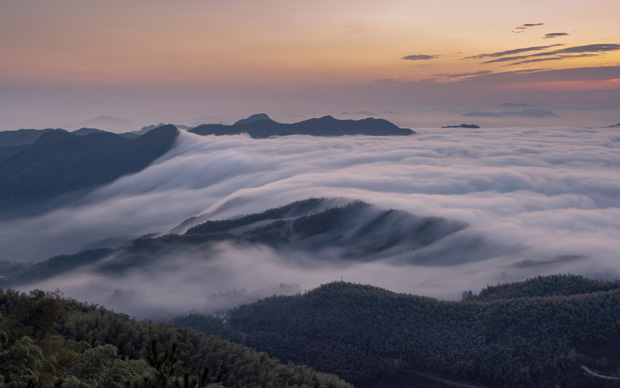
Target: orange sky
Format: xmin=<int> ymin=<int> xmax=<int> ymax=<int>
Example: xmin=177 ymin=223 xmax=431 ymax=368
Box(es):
xmin=1 ymin=0 xmax=619 ymax=128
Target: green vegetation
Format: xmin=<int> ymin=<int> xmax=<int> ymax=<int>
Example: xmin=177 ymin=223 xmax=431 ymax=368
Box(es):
xmin=185 ymin=275 xmax=620 ymax=388
xmin=0 ymin=289 xmax=352 ymax=388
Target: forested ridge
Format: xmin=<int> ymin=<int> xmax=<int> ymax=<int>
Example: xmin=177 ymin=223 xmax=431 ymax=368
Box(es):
xmin=0 ymin=289 xmax=352 ymax=388
xmin=177 ymin=275 xmax=620 ymax=388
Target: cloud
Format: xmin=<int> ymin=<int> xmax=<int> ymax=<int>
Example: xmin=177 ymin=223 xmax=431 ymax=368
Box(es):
xmin=512 ymin=23 xmax=545 ymax=33
xmin=505 ymin=57 xmax=564 ymax=66
xmin=482 ymin=43 xmax=620 ymax=64
xmin=464 ymin=44 xmax=563 ymax=60
xmin=544 ymin=33 xmax=570 ymax=39
xmin=460 ymin=66 xmax=620 ymax=85
xmin=403 ymin=54 xmax=437 ymax=60
xmin=3 ymin=126 xmax=620 ymax=318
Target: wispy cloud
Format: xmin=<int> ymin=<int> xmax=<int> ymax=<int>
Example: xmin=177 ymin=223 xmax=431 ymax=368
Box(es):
xmin=460 ymin=66 xmax=620 ymax=85
xmin=544 ymin=33 xmax=570 ymax=39
xmin=434 ymin=71 xmax=493 ymax=78
xmin=505 ymin=54 xmax=600 ymax=66
xmin=464 ymin=44 xmax=563 ymax=60
xmin=512 ymin=23 xmax=545 ymax=33
xmin=403 ymin=54 xmax=437 ymax=60
xmin=482 ymin=44 xmax=620 ymax=65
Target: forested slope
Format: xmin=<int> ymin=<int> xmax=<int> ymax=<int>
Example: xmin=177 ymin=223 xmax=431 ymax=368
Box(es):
xmin=0 ymin=289 xmax=352 ymax=388
xmin=208 ymin=275 xmax=620 ymax=388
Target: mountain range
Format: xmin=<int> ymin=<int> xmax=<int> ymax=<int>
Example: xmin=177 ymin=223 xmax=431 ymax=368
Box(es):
xmin=0 ymin=125 xmax=178 ymax=213
xmin=190 ymin=114 xmax=414 ymax=138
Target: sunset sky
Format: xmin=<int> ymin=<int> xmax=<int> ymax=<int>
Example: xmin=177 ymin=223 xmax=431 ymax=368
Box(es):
xmin=1 ymin=0 xmax=619 ymax=129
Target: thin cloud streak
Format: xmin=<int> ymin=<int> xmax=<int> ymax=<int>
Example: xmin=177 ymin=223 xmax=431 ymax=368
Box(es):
xmin=482 ymin=44 xmax=620 ymax=64
xmin=544 ymin=33 xmax=570 ymax=39
xmin=403 ymin=54 xmax=437 ymax=60
xmin=464 ymin=44 xmax=563 ymax=60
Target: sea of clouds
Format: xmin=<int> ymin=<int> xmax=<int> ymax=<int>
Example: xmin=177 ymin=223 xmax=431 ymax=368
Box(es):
xmin=4 ymin=126 xmax=620 ymax=316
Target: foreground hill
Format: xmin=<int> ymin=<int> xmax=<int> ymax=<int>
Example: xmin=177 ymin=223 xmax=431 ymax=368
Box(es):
xmin=0 ymin=125 xmax=179 ymax=213
xmin=190 ymin=114 xmax=414 ymax=138
xmin=177 ymin=275 xmax=620 ymax=388
xmin=0 ymin=289 xmax=351 ymax=387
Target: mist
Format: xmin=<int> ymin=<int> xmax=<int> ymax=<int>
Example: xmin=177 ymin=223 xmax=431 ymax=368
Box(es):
xmin=5 ymin=125 xmax=620 ymax=317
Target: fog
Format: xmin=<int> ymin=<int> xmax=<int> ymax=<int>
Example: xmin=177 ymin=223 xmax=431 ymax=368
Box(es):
xmin=5 ymin=125 xmax=620 ymax=317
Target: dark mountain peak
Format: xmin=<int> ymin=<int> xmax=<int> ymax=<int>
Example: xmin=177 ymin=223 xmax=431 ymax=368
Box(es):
xmin=191 ymin=115 xmax=413 ymax=138
xmin=442 ymin=124 xmax=481 ymax=129
xmin=73 ymin=127 xmax=109 ymax=136
xmin=234 ymin=113 xmax=274 ymax=126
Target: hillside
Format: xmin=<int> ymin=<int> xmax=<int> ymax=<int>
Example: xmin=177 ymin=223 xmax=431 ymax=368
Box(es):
xmin=0 ymin=125 xmax=179 ymax=212
xmin=198 ymin=275 xmax=620 ymax=388
xmin=0 ymin=289 xmax=351 ymax=387
xmin=0 ymin=199 xmax=470 ymax=290
xmin=190 ymin=115 xmax=414 ymax=138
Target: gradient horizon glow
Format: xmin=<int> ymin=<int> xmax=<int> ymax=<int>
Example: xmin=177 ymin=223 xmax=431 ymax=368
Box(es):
xmin=1 ymin=0 xmax=619 ymax=129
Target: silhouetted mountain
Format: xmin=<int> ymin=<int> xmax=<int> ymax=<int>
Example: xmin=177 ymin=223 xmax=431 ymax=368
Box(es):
xmin=79 ymin=115 xmax=133 ymax=129
xmin=191 ymin=115 xmax=414 ymax=138
xmin=461 ymin=111 xmax=503 ymax=118
xmin=233 ymin=113 xmax=274 ymax=126
xmin=441 ymin=124 xmax=480 ymax=128
xmin=0 ymin=128 xmax=66 ymax=147
xmin=214 ymin=275 xmax=620 ymax=388
xmin=72 ymin=127 xmax=110 ymax=136
xmin=0 ymin=125 xmax=179 ymax=211
xmin=138 ymin=122 xmax=191 ymax=134
xmin=607 ymin=122 xmax=620 ymax=128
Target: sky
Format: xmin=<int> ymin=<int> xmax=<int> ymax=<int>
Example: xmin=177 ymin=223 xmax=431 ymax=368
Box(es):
xmin=1 ymin=0 xmax=620 ymax=129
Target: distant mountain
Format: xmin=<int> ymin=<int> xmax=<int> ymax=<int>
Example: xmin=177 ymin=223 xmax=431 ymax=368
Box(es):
xmin=441 ymin=124 xmax=480 ymax=128
xmin=191 ymin=114 xmax=414 ymax=138
xmin=0 ymin=125 xmax=179 ymax=211
xmin=79 ymin=115 xmax=133 ymax=129
xmin=607 ymin=122 xmax=620 ymax=128
xmin=233 ymin=113 xmax=274 ymax=126
xmin=502 ymin=109 xmax=558 ymax=118
xmin=138 ymin=122 xmax=191 ymax=134
xmin=72 ymin=127 xmax=110 ymax=136
xmin=0 ymin=128 xmax=66 ymax=147
xmin=461 ymin=111 xmax=503 ymax=118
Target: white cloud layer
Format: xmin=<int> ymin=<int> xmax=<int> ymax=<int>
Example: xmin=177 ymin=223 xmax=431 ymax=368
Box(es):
xmin=4 ymin=126 xmax=620 ymax=316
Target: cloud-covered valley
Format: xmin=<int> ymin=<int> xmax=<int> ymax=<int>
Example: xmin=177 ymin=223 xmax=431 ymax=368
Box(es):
xmin=3 ymin=126 xmax=620 ymax=317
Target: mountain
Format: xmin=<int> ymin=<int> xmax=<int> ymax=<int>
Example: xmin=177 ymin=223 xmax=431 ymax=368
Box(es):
xmin=137 ymin=122 xmax=191 ymax=134
xmin=0 ymin=289 xmax=352 ymax=387
xmin=441 ymin=124 xmax=480 ymax=128
xmin=0 ymin=198 xmax=472 ymax=290
xmin=193 ymin=275 xmax=620 ymax=388
xmin=72 ymin=127 xmax=110 ymax=136
xmin=78 ymin=115 xmax=134 ymax=130
xmin=232 ymin=113 xmax=274 ymax=126
xmin=191 ymin=114 xmax=414 ymax=138
xmin=607 ymin=122 xmax=620 ymax=128
xmin=0 ymin=125 xmax=179 ymax=212
xmin=0 ymin=128 xmax=66 ymax=147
